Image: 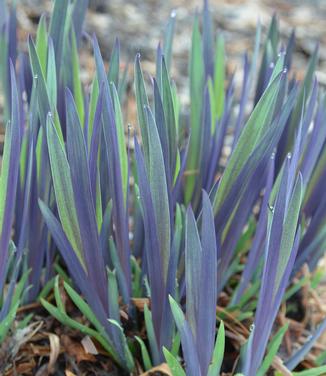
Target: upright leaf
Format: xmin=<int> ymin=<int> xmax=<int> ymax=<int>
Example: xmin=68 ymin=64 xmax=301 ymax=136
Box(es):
xmin=49 ymin=0 xmax=69 ymax=76
xmin=213 ymin=71 xmax=284 ymax=214
xmin=46 ymin=114 xmax=84 ymax=267
xmin=185 ymin=15 xmax=204 ymax=203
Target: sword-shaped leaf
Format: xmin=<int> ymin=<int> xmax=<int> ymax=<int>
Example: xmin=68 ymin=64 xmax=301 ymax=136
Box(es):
xmin=70 ymin=27 xmax=85 ymax=125
xmin=108 ymin=38 xmax=120 ymax=89
xmin=161 ymin=57 xmax=177 ymax=175
xmin=256 ymin=323 xmax=289 ymax=376
xmin=49 ymin=0 xmax=69 ymax=76
xmin=213 ymin=70 xmax=284 ymax=215
xmin=163 ymin=10 xmax=176 ymax=73
xmin=202 ymin=0 xmax=214 ymax=79
xmin=286 ymin=45 xmax=318 ymax=151
xmin=65 ymin=89 xmax=107 ymax=304
xmin=185 ymin=206 xmax=201 ymax=336
xmin=185 ymin=15 xmax=204 ymax=203
xmin=145 ymin=106 xmax=171 ymax=282
xmin=163 ymin=346 xmax=186 ymax=376
xmin=169 ymin=296 xmax=202 ymax=376
xmin=285 ymin=317 xmax=326 ymax=371
xmin=71 ymin=0 xmax=88 ymax=47
xmin=110 ymin=82 xmax=128 ymax=205
xmin=246 ymin=158 xmax=303 ymax=375
xmin=136 ymin=335 xmax=153 ymax=371
xmin=207 ymin=321 xmax=225 ymax=376
xmin=134 ymin=137 xmax=164 ymax=343
xmin=46 ymin=114 xmax=84 ymax=267
xmin=214 ymin=34 xmax=225 ymax=121
xmin=93 ymin=36 xmax=131 ymax=294
xmin=197 ymin=191 xmax=217 ymax=375
xmin=0 ymin=64 xmax=21 ymax=291
xmin=46 ymin=38 xmax=57 ymax=110
xmin=35 ymin=14 xmax=48 ymax=77
xmin=28 ymin=37 xmax=62 ymax=136
xmin=134 ymin=54 xmax=150 ymax=165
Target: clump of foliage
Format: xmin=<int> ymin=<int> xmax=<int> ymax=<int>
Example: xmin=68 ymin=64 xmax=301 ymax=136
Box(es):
xmin=1 ymin=0 xmax=326 ymax=374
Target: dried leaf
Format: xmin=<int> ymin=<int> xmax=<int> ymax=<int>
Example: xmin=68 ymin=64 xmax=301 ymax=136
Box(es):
xmin=81 ymin=335 xmax=98 ymax=355
xmin=48 ymin=333 xmax=60 ymax=373
xmin=61 ymin=335 xmax=97 ymax=363
xmin=140 ymin=362 xmax=172 ymax=376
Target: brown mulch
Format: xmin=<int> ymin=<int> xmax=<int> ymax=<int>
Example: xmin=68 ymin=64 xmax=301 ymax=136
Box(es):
xmin=0 ymin=272 xmax=325 ymax=375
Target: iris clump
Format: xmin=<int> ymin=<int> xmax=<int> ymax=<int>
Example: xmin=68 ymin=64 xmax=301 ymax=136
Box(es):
xmin=1 ymin=0 xmax=326 ymax=374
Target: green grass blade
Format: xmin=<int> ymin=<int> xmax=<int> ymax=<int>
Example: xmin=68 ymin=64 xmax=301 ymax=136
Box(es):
xmin=256 ymin=324 xmax=289 ymax=376
xmin=208 ymin=321 xmax=225 ymax=376
xmin=135 ymin=336 xmax=153 ymax=371
xmin=293 ymin=366 xmax=326 ymax=376
xmin=144 ymin=304 xmax=161 ymax=366
xmin=64 ymin=281 xmax=106 ymax=335
xmin=163 ymin=347 xmax=186 ymax=376
xmin=41 ymin=298 xmax=119 ymax=363
xmin=0 ymin=302 xmax=19 ymax=343
xmin=53 ymin=275 xmax=65 ymax=313
xmin=108 ymin=320 xmax=135 ymax=371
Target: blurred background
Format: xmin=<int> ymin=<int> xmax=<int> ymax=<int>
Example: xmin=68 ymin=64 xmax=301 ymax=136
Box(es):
xmin=16 ymin=0 xmax=326 ymax=80
xmin=3 ymin=0 xmax=325 ymax=153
